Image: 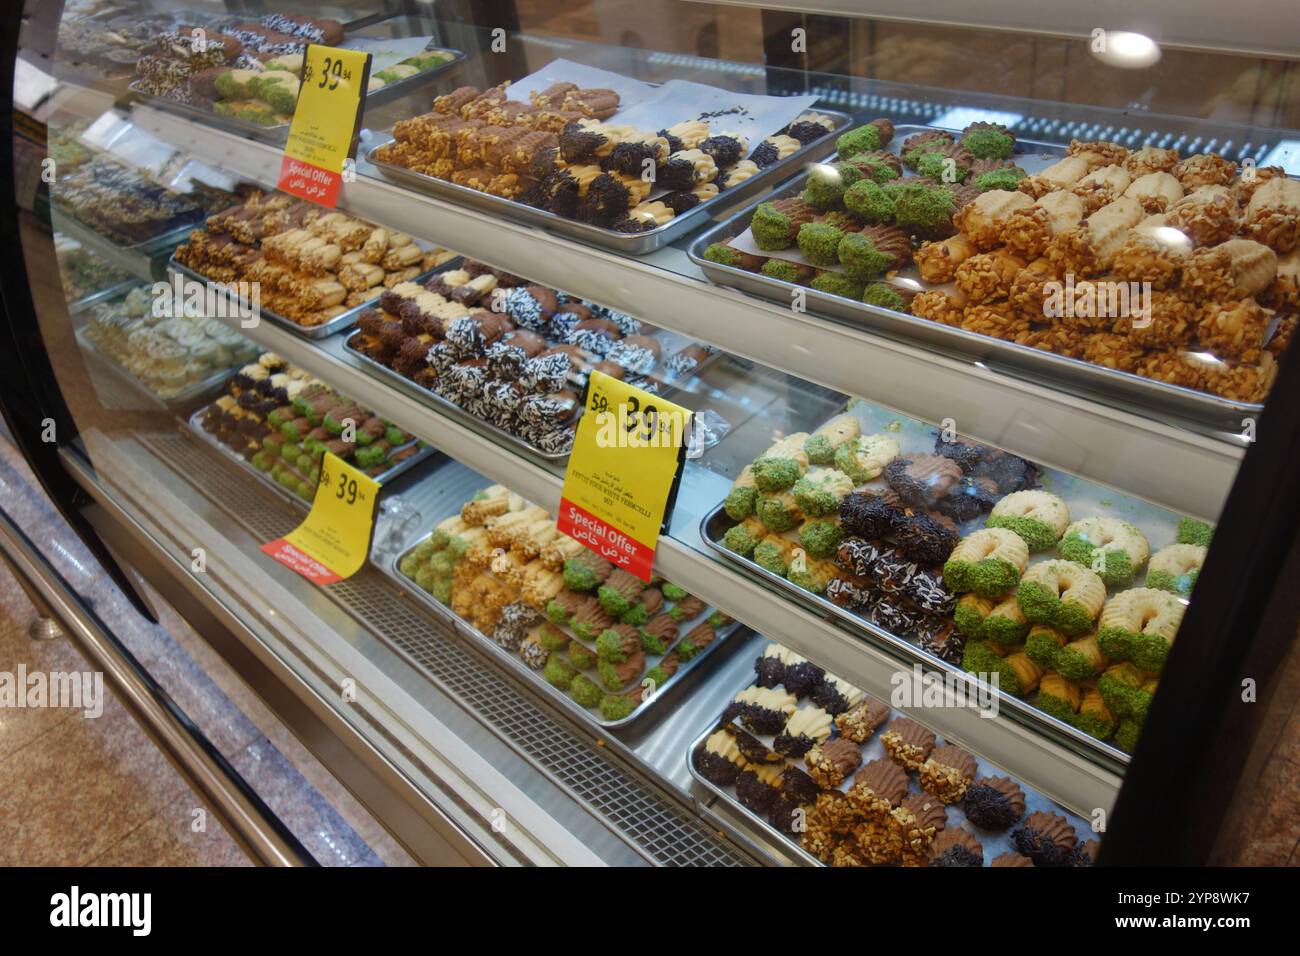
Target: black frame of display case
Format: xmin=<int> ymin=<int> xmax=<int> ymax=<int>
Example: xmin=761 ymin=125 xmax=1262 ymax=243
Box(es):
xmin=4 ymin=0 xmax=1300 ymax=867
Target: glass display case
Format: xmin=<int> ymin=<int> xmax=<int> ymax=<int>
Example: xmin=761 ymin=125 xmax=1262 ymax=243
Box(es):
xmin=4 ymin=0 xmax=1299 ymax=867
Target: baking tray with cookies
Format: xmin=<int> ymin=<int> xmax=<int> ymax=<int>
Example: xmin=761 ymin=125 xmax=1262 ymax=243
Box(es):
xmin=387 ymin=483 xmax=742 ymax=730
xmin=689 ymin=121 xmax=1294 ymax=432
xmin=700 ymin=396 xmax=1207 ymax=766
xmin=342 ymin=258 xmax=727 ymax=461
xmin=364 ymin=59 xmax=851 ymax=255
xmin=126 ymin=10 xmax=466 ymax=144
xmin=688 ymin=640 xmax=1098 ymax=867
xmin=167 ymin=190 xmax=461 ymax=340
xmin=183 ymin=352 xmax=437 ymax=508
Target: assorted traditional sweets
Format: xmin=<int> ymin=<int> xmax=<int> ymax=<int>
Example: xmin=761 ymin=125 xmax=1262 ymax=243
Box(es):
xmin=82 ymin=286 xmax=257 ymax=399
xmin=702 ymin=117 xmax=1005 ymax=304
xmin=349 ymin=261 xmax=712 ymax=455
xmin=174 ymin=191 xmax=454 ymax=327
xmin=719 ymin=416 xmax=1040 ymax=666
xmin=705 ymin=125 xmax=1296 ymax=404
xmin=56 ymin=236 xmax=132 ymax=302
xmin=129 ymin=13 xmax=451 ymax=124
xmin=948 ymin=493 xmax=1212 ymax=751
xmin=52 ymin=155 xmax=208 ymax=245
xmin=692 ymin=641 xmax=1093 ymax=866
xmin=397 ymin=486 xmax=732 ymax=722
xmin=198 ymin=353 xmax=422 ymax=499
xmin=372 ymin=77 xmax=836 ymax=232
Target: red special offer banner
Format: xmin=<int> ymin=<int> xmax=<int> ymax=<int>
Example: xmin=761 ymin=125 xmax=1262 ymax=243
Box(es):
xmin=556 ymin=497 xmax=655 ymax=582
xmin=277 ymin=156 xmax=342 ymax=207
xmin=260 ymin=537 xmax=343 ymax=585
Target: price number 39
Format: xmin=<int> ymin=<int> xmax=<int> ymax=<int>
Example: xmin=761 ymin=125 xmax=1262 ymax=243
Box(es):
xmin=321 ymin=463 xmax=361 ymax=506
xmin=314 ymin=56 xmax=351 ymax=91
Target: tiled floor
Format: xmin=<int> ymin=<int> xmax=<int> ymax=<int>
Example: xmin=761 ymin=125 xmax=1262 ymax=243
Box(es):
xmin=0 ymin=431 xmax=413 ymax=866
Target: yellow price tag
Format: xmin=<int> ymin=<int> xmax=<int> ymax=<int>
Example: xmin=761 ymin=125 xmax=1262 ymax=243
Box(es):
xmin=261 ymin=452 xmax=380 ymax=584
xmin=558 ymin=371 xmax=692 ymax=581
xmin=277 ymin=44 xmax=372 ymax=207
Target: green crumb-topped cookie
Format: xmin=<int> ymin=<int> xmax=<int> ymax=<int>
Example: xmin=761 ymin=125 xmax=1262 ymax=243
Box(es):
xmin=891 ymin=183 xmax=957 ymax=234
xmin=760 ymin=258 xmax=809 ymax=284
xmin=986 ymin=514 xmax=1058 ymax=553
xmin=792 ymin=468 xmax=854 ymax=517
xmin=953 ymin=594 xmax=993 ymax=639
xmin=538 ymin=623 xmax=570 ymax=652
xmin=789 ymin=558 xmax=836 ymax=594
xmin=599 ymin=693 xmax=637 ymax=721
xmin=643 ymin=666 xmax=669 ymax=690
xmin=1024 ymin=624 xmax=1067 ymax=667
xmin=708 ymin=610 xmax=731 ymax=628
xmin=961 ymin=640 xmax=1021 ymax=696
xmin=973 ymin=167 xmax=1026 ymax=192
xmin=563 ymin=557 xmax=603 ymax=591
xmin=595 ymin=629 xmax=630 ymax=663
xmin=543 ymin=655 xmax=577 ymax=690
xmin=620 ymin=602 xmax=648 ymax=626
xmin=752 ymin=456 xmax=803 ymax=491
xmin=810 ymin=271 xmax=865 ymax=299
xmin=430 ymin=578 xmax=452 ymax=604
xmin=638 ymin=628 xmax=671 ymax=655
xmin=961 ymin=127 xmax=1016 ymax=160
xmin=1098 ymin=664 xmax=1155 ymax=723
xmin=843 ymin=180 xmax=896 ymax=223
xmin=1058 ymin=538 xmax=1135 ymax=588
xmin=1055 ymin=636 xmax=1106 ymax=680
xmin=798 ymin=519 xmax=844 ymax=559
xmin=596 ymin=659 xmax=629 ymax=691
xmin=661 ymin=582 xmax=687 ymax=602
xmin=837 ymin=233 xmax=895 ymax=281
xmin=723 ymin=485 xmax=757 ymax=521
xmin=722 ymin=520 xmax=764 ymax=556
xmin=568 ymin=641 xmax=597 ymax=670
xmin=1015 ymin=579 xmax=1095 ymax=636
xmin=703 ymin=242 xmax=743 ymax=266
xmin=1034 ymin=686 xmax=1077 ymax=724
xmin=915 ymin=151 xmax=969 ymax=183
xmin=803 ymin=161 xmax=862 ymax=209
xmin=753 ymin=538 xmax=792 ymax=576
xmin=862 ymin=283 xmax=906 ymax=311
xmin=597 ymin=583 xmax=634 ymax=617
xmin=756 ymin=491 xmax=802 ymax=533
xmin=982 ymin=599 xmax=1029 ymax=645
xmin=836 ymin=124 xmax=883 ymax=159
xmin=1176 ymin=517 xmax=1214 ymax=547
xmin=943 ymin=555 xmax=1021 ymax=598
xmin=570 ymin=674 xmax=603 ymax=707
xmin=848 ymin=154 xmax=901 ymax=184
xmin=797 ymin=222 xmax=848 ymax=266
xmin=1145 ymin=568 xmax=1198 ymax=596
xmin=751 ymin=201 xmax=799 ymax=250
xmin=546 ymin=598 xmax=574 ymax=626
xmin=1113 ymin=718 xmax=1142 ymax=753
xmin=1069 ymin=706 xmax=1117 ymax=741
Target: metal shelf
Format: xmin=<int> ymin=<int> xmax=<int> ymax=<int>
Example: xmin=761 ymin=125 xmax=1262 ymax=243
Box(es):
xmin=187 ymin=302 xmax=1123 ymax=819
xmin=130 ymin=104 xmax=1244 ymax=523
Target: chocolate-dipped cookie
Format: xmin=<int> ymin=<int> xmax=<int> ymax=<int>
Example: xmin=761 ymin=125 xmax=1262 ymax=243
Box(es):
xmin=833 ymin=696 xmax=891 ymax=743
xmin=918 ymin=744 xmax=979 ymax=803
xmin=844 ymin=758 xmax=908 ymax=821
xmin=880 ymin=717 xmax=937 ymax=771
xmin=963 ymin=775 xmax=1026 ymax=830
xmin=804 ymin=737 xmax=862 ymax=789
xmin=928 ymin=826 xmax=984 ymax=867
xmin=1012 ymin=811 xmax=1078 ymax=866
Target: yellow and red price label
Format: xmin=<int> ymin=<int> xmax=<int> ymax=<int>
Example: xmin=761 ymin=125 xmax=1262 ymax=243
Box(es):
xmin=261 ymin=452 xmax=380 ymax=584
xmin=277 ymin=44 xmax=372 ymax=207
xmin=558 ymin=371 xmax=692 ymax=582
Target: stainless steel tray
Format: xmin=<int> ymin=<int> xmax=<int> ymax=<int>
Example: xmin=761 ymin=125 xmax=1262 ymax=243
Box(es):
xmin=686 ymin=674 xmax=1097 ymax=866
xmin=699 ymin=503 xmax=1130 ymax=769
xmin=66 ymin=277 xmax=140 ymax=315
xmin=169 ymin=258 xmax=432 ymax=341
xmin=688 ymin=124 xmax=1267 ymax=432
xmin=127 ymin=47 xmax=465 ymax=145
xmin=364 ymin=109 xmax=852 ymax=255
xmin=389 ymin=529 xmax=740 ymax=730
xmin=342 ymin=335 xmax=574 ymax=461
xmin=184 ymin=407 xmax=436 ymax=509
xmin=75 ymin=325 xmax=239 ymax=407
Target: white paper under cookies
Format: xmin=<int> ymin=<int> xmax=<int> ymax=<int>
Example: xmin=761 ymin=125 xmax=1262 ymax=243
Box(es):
xmin=614 ymin=80 xmax=819 ymax=148
xmin=503 ymin=58 xmax=659 ymax=111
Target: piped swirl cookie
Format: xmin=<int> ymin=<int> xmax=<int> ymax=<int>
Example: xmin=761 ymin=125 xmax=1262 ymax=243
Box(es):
xmin=986 ymin=490 xmax=1071 ymax=551
xmin=943 ymin=528 xmax=1029 ymax=597
xmin=1058 ymin=516 xmax=1150 ymax=587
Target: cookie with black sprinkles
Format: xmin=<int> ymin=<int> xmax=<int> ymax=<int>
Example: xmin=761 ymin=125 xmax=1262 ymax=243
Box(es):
xmin=783 ymin=120 xmax=829 ymax=145
xmin=735 ymin=767 xmax=781 ymax=813
xmin=1011 ymin=811 xmax=1078 ymax=867
xmin=754 ymin=649 xmax=787 ymax=688
xmin=928 ymin=827 xmax=984 ymax=867
xmin=782 ymin=660 xmax=826 ymax=698
xmin=657 ymin=157 xmax=696 ymax=192
xmin=657 ymin=128 xmax=685 ymax=154
xmin=892 ymin=509 xmax=958 ymax=566
xmin=839 ymin=492 xmax=900 ymax=539
xmin=963 ymin=775 xmax=1026 ymax=830
xmin=604 ymin=140 xmax=659 ymax=176
xmin=934 ymin=475 xmax=1000 ymax=522
xmin=768 ymin=794 xmax=805 ymax=834
xmin=750 ymin=141 xmax=780 ymax=168
xmin=663 ymin=190 xmax=702 ymax=214
xmin=558 ymin=121 xmax=606 ymax=164
xmin=699 ymin=134 xmax=744 ymax=168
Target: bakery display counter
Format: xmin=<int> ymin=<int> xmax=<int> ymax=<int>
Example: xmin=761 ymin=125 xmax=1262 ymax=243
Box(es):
xmin=128 ymin=95 xmax=1248 ymax=521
